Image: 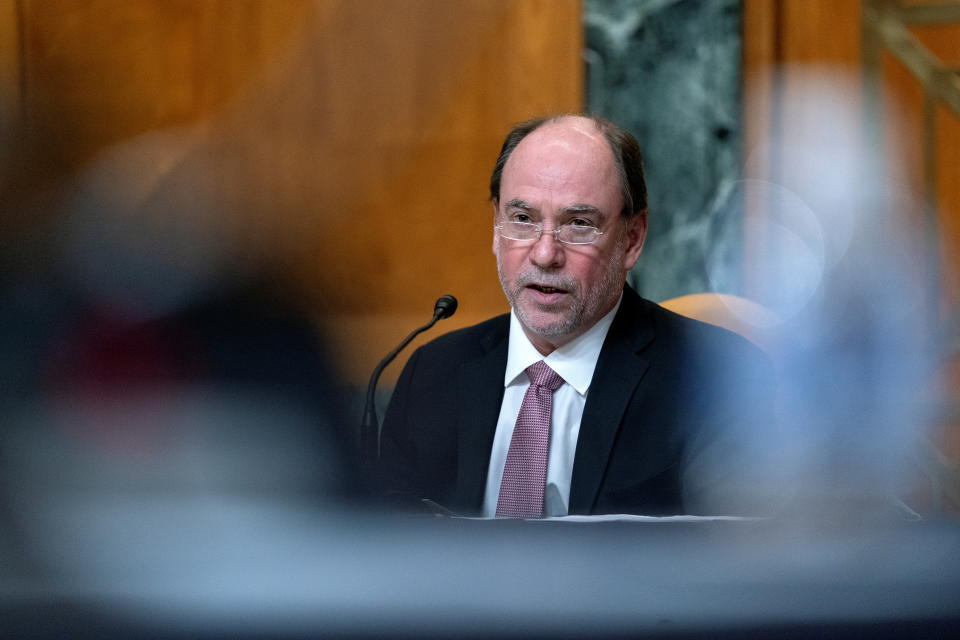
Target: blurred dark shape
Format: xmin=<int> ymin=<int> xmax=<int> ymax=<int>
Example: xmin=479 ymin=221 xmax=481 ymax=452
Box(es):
xmin=46 ymin=278 xmax=359 ymax=493
xmin=0 ymin=269 xmax=371 ymax=640
xmin=0 ymin=124 xmax=367 ymax=618
xmin=0 ymin=273 xmax=365 ymax=531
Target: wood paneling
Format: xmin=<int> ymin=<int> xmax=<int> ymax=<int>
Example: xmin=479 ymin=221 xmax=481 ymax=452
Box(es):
xmin=781 ymin=0 xmax=862 ymax=64
xmin=939 ymin=105 xmax=960 ymax=310
xmin=17 ymin=0 xmax=313 ymax=169
xmin=2 ymin=0 xmax=583 ymax=385
xmin=0 ymin=0 xmax=23 ymax=213
xmin=0 ymin=1 xmax=19 ymax=132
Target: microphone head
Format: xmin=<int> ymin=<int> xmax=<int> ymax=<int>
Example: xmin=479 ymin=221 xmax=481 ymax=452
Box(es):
xmin=434 ymin=295 xmax=458 ymax=320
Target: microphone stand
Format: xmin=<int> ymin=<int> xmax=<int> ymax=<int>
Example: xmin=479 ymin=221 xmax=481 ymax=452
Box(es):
xmin=361 ymin=296 xmax=457 ymax=472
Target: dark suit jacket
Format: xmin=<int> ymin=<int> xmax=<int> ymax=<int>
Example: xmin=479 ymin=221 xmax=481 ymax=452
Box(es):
xmin=379 ymin=286 xmax=774 ymax=516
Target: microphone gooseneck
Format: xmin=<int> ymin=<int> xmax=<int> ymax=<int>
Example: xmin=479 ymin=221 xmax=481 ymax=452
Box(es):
xmin=361 ymin=295 xmax=458 ymax=469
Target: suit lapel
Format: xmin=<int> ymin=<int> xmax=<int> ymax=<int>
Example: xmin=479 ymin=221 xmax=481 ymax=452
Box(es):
xmin=568 ymin=289 xmax=654 ymax=514
xmin=454 ymin=322 xmax=508 ymax=513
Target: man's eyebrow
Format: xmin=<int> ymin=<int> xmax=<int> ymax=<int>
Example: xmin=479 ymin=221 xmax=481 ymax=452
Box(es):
xmin=504 ymin=198 xmax=534 ymax=210
xmin=504 ymin=200 xmax=606 ymax=216
xmin=563 ymin=204 xmax=603 ymax=215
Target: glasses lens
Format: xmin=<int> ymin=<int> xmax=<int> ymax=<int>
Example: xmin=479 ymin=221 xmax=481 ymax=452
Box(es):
xmin=557 ymin=225 xmax=600 ymax=245
xmin=499 ymin=221 xmax=539 ymax=241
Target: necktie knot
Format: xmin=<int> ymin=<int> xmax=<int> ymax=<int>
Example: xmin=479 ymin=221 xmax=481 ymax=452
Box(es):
xmin=526 ymin=360 xmax=564 ymax=392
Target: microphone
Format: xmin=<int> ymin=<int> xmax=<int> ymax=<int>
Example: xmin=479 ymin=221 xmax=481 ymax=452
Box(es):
xmin=360 ymin=295 xmax=458 ymax=469
xmin=433 ymin=294 xmax=458 ymax=320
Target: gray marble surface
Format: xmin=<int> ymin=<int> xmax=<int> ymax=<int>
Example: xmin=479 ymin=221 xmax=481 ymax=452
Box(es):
xmin=585 ymin=0 xmax=743 ymax=302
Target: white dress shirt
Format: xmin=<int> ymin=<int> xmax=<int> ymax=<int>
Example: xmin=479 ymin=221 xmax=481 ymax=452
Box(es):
xmin=481 ymin=298 xmax=621 ymax=517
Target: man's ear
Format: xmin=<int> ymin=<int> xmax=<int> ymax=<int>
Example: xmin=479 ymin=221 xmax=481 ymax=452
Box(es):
xmin=622 ymin=210 xmax=648 ymax=271
xmin=491 ymin=200 xmax=500 ymax=254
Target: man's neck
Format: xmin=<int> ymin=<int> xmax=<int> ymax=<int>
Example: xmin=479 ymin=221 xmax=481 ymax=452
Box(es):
xmin=525 ymin=330 xmax=562 ymax=356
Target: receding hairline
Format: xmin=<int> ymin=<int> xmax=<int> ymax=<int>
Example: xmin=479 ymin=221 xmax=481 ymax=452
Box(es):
xmin=501 ymin=115 xmax=611 ymax=167
xmin=489 ymin=113 xmax=648 ymax=219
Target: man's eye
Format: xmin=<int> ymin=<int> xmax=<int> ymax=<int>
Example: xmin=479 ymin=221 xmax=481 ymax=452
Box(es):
xmin=569 ymin=218 xmax=594 ymax=227
xmin=511 ymin=213 xmax=531 ymax=223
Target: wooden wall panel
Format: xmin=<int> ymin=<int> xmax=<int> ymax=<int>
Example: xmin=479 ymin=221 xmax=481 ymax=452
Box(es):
xmin=940 ymin=105 xmax=960 ymax=311
xmin=2 ymin=0 xmax=583 ymax=386
xmin=265 ymin=0 xmax=584 ymax=383
xmin=16 ymin=0 xmax=312 ymax=169
xmin=0 ymin=0 xmax=23 ymax=228
xmin=743 ymin=0 xmax=864 ymax=180
xmin=780 ymin=0 xmax=862 ymax=64
xmin=742 ymin=0 xmax=777 ymax=176
xmin=0 ymin=1 xmax=18 ymax=134
xmin=878 ymin=22 xmax=960 ymax=317
xmin=918 ymin=24 xmax=960 ymax=311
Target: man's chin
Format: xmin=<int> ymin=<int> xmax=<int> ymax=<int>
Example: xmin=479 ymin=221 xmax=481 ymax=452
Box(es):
xmin=515 ymin=307 xmax=577 ymax=339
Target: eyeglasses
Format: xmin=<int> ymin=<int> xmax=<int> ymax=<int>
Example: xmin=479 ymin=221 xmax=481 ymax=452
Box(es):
xmin=495 ymin=221 xmax=604 ymax=245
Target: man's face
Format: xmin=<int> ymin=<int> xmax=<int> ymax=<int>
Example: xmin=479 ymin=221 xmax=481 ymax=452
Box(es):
xmin=493 ymin=118 xmax=646 ymax=355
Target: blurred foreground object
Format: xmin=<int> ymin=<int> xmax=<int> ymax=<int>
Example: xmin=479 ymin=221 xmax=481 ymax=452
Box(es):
xmin=1 ymin=120 xmax=365 ymax=599
xmin=740 ymin=1 xmax=960 ymax=514
xmin=716 ymin=63 xmax=956 ymax=520
xmin=1 ymin=513 xmax=959 ymax=638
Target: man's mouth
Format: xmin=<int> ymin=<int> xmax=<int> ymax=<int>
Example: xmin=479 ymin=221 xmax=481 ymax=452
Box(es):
xmin=527 ymin=284 xmax=568 ymax=295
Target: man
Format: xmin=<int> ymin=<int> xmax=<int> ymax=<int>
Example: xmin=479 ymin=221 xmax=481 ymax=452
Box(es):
xmin=379 ymin=114 xmax=772 ymax=517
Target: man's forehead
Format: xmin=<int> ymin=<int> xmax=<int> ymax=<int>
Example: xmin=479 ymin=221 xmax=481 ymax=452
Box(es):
xmin=517 ymin=117 xmax=609 ymax=157
xmin=500 ymin=118 xmax=619 ymax=207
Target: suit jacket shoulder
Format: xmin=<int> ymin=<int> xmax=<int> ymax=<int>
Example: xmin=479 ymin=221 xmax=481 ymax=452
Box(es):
xmin=378 ymin=313 xmax=510 ymax=513
xmin=577 ymin=287 xmax=774 ymax=515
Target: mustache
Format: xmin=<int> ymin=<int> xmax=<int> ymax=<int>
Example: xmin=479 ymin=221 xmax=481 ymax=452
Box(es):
xmin=514 ymin=270 xmax=578 ymax=292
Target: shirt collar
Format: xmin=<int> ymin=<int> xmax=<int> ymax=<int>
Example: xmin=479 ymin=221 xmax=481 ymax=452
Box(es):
xmin=504 ymin=295 xmax=622 ymax=396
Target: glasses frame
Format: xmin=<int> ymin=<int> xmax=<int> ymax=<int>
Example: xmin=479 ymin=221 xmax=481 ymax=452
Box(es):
xmin=494 ymin=221 xmax=605 ymax=246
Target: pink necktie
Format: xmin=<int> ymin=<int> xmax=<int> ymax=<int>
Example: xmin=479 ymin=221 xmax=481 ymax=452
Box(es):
xmin=496 ymin=360 xmax=565 ymax=518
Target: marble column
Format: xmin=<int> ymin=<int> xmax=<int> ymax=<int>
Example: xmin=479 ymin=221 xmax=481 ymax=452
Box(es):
xmin=585 ymin=0 xmax=743 ymax=302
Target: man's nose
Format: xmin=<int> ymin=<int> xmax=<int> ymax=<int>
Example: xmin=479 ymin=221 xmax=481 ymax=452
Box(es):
xmin=529 ymin=229 xmax=564 ymax=268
